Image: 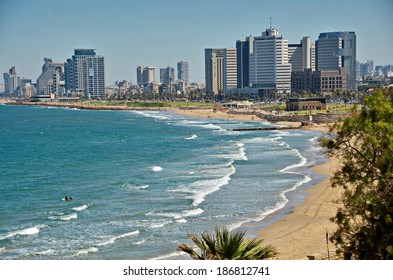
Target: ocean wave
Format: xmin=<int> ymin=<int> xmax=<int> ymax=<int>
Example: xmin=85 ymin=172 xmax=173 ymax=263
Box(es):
xmin=280 ymin=148 xmax=307 ymax=173
xmin=150 ymin=251 xmax=184 ymax=260
xmin=181 ymin=208 xmax=204 ymax=217
xmin=72 ymin=204 xmax=89 ymax=212
xmin=49 ymin=213 xmax=77 ymax=221
xmin=150 ymin=221 xmax=173 ymax=228
xmin=133 ymin=239 xmax=146 ymax=245
xmin=0 ymin=225 xmax=43 ymax=240
xmin=182 ymin=168 xmax=235 ymax=206
xmin=146 ymin=208 xmax=204 ymax=223
xmin=121 ymin=183 xmax=149 ymax=190
xmin=149 ymin=166 xmax=163 ymax=172
xmin=175 ymin=119 xmax=225 ymax=131
xmin=133 ymin=111 xmax=169 ymax=120
xmin=96 ymin=230 xmax=140 ymax=247
xmin=74 ymin=247 xmax=99 ymax=256
xmin=185 ymin=134 xmax=197 ymax=140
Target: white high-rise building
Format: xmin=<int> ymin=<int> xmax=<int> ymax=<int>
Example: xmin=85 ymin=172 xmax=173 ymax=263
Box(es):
xmin=288 ymin=37 xmax=315 ymax=72
xmin=249 ymin=27 xmax=291 ymax=93
xmin=65 ymin=49 xmax=105 ymax=99
xmin=37 ymin=58 xmax=64 ymax=95
xmin=205 ymin=48 xmax=237 ymax=95
xmin=223 ymin=48 xmax=237 ymax=90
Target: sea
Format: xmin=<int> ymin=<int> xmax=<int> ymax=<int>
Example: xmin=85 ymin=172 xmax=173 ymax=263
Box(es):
xmin=0 ymin=104 xmax=326 ymax=260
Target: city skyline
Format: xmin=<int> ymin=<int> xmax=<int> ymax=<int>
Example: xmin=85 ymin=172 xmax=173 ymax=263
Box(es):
xmin=0 ymin=0 xmax=392 ymax=84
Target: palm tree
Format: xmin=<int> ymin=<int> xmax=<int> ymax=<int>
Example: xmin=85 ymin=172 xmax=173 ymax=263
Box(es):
xmin=177 ymin=227 xmax=277 ymax=260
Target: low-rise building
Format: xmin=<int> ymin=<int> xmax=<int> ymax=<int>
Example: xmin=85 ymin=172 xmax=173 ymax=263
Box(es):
xmin=286 ymin=97 xmax=327 ymax=111
xmin=291 ymin=67 xmax=347 ymax=94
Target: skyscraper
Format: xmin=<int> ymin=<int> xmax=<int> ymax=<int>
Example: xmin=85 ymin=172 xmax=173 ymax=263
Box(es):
xmin=160 ymin=66 xmax=174 ymax=85
xmin=37 ymin=58 xmax=64 ymax=95
xmin=316 ymin=31 xmax=356 ymax=90
xmin=249 ymin=26 xmax=291 ymax=93
xmin=65 ymin=49 xmax=105 ymax=99
xmin=177 ymin=61 xmax=189 ymax=83
xmin=137 ymin=66 xmax=156 ymax=86
xmin=223 ymin=48 xmax=237 ymax=90
xmin=288 ymin=36 xmax=315 ymax=71
xmin=205 ymin=48 xmax=237 ymax=95
xmin=3 ymin=66 xmax=20 ymax=96
xmin=236 ymin=36 xmax=253 ymax=88
xmin=205 ymin=48 xmax=225 ymax=94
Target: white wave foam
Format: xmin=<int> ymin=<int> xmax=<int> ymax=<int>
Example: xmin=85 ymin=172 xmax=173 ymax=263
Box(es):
xmin=0 ymin=225 xmax=42 ymax=240
xmin=146 ymin=212 xmax=182 ymax=219
xmin=74 ymin=247 xmax=98 ymax=256
xmin=57 ymin=213 xmax=77 ymax=221
xmin=133 ymin=239 xmax=146 ymax=245
xmin=121 ymin=183 xmax=149 ymax=190
xmin=150 ymin=221 xmax=172 ymax=228
xmin=201 ymin=123 xmax=226 ymax=132
xmin=96 ymin=230 xmax=140 ymax=246
xmin=280 ymin=149 xmax=307 ymax=173
xmin=185 ymin=134 xmax=197 ymax=140
xmin=150 ymin=251 xmax=184 ymax=260
xmin=175 ymin=218 xmax=187 ymax=223
xmin=72 ymin=204 xmax=89 ymax=212
xmin=176 ymin=120 xmax=225 ymax=131
xmin=134 ymin=111 xmax=169 ymax=120
xmin=181 ymin=208 xmax=204 ymax=217
xmin=235 ymin=142 xmax=248 ymax=161
xmin=149 ymin=166 xmax=163 ymax=172
xmin=170 ymin=161 xmax=236 ymax=206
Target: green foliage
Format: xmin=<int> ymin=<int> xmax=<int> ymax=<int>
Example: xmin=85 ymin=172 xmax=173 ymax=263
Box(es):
xmin=177 ymin=227 xmax=277 ymax=260
xmin=322 ymin=88 xmax=393 ymax=259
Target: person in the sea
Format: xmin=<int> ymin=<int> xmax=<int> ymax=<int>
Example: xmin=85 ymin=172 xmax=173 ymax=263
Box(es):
xmin=64 ymin=196 xmax=68 ymax=201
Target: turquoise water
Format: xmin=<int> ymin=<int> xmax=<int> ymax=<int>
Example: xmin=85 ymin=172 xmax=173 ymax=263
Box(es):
xmin=0 ymin=105 xmax=325 ymax=259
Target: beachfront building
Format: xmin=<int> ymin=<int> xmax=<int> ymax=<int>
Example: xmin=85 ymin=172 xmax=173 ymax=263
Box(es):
xmin=286 ymin=97 xmax=327 ymax=111
xmin=288 ymin=36 xmax=315 ymax=71
xmin=177 ymin=61 xmax=189 ymax=83
xmin=205 ymin=48 xmax=237 ymax=95
xmin=223 ymin=48 xmax=237 ymax=91
xmin=316 ymin=31 xmax=356 ymax=90
xmin=249 ymin=26 xmax=292 ymax=94
xmin=236 ymin=36 xmax=253 ymax=88
xmin=65 ymin=49 xmax=105 ymax=99
xmin=160 ymin=66 xmax=175 ymax=85
xmin=37 ymin=58 xmax=65 ymax=95
xmin=137 ymin=66 xmax=156 ymax=86
xmin=3 ymin=66 xmax=20 ymax=96
xmin=291 ymin=67 xmax=347 ymax=94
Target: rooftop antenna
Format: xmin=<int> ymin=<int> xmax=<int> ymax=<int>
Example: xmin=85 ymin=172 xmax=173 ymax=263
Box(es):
xmin=269 ymin=17 xmax=273 ymax=29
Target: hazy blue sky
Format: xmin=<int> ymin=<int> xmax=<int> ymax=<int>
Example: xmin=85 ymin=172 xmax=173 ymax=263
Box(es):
xmin=0 ymin=0 xmax=392 ymax=84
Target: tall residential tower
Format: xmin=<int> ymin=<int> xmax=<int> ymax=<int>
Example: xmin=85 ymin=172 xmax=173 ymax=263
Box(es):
xmin=177 ymin=61 xmax=189 ymax=83
xmin=65 ymin=49 xmax=105 ymax=99
xmin=205 ymin=48 xmax=237 ymax=95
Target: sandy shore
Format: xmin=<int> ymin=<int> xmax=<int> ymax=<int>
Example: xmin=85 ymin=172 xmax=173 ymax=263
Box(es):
xmin=257 ymin=158 xmax=342 ymax=260
xmin=172 ymin=107 xmax=341 ymax=259
xmin=170 ymin=107 xmax=264 ymax=122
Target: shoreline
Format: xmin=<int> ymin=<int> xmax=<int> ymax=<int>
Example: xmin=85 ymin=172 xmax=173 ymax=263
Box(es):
xmin=171 ymin=106 xmax=341 ymax=260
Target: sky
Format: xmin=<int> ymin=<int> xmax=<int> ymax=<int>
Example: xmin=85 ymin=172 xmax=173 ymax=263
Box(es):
xmin=0 ymin=0 xmax=392 ymax=84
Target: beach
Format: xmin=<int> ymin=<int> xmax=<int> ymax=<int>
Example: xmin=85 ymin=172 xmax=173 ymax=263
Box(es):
xmin=172 ymin=106 xmax=342 ymax=260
